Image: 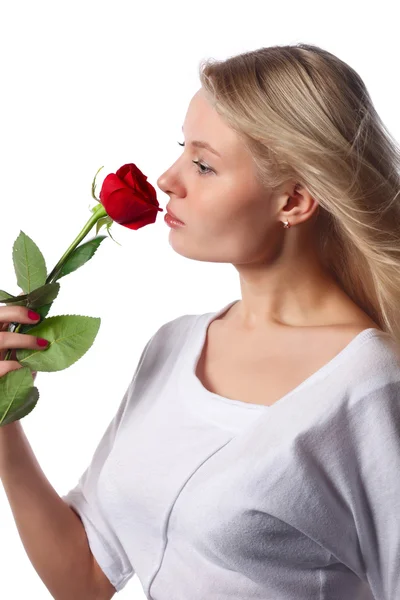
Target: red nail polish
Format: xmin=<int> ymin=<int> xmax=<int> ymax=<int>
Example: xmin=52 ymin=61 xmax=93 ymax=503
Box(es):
xmin=37 ymin=338 xmax=49 ymax=347
xmin=28 ymin=310 xmax=40 ymax=321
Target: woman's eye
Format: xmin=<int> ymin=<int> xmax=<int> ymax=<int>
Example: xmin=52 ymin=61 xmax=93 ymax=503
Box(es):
xmin=192 ymin=160 xmax=213 ymax=175
xmin=177 ymin=141 xmax=214 ymax=176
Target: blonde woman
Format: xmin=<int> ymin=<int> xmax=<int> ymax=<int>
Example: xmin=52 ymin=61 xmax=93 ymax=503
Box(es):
xmin=1 ymin=44 xmax=399 ymax=600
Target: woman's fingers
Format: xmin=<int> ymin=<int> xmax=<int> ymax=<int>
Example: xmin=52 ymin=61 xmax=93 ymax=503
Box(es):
xmin=0 ymin=360 xmax=25 ymax=378
xmin=0 ymin=331 xmax=48 ymax=352
xmin=0 ymin=304 xmax=43 ymax=383
xmin=0 ymin=305 xmax=41 ymax=328
xmin=0 ymin=360 xmax=38 ymax=381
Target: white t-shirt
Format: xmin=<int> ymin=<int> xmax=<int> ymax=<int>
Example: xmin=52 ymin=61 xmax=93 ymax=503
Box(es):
xmin=62 ymin=299 xmax=400 ymax=600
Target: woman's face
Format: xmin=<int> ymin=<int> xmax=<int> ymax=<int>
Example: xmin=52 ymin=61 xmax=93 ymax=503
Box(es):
xmin=157 ymin=87 xmax=292 ymax=265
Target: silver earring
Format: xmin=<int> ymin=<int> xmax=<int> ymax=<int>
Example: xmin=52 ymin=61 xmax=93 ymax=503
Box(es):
xmin=283 ymin=219 xmax=291 ymax=229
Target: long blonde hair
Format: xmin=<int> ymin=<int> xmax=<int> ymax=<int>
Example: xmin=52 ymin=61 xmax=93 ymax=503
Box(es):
xmin=198 ymin=44 xmax=400 ymax=342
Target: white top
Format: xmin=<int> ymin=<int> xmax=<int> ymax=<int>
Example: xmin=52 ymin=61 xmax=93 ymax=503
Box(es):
xmin=62 ymin=299 xmax=400 ymax=600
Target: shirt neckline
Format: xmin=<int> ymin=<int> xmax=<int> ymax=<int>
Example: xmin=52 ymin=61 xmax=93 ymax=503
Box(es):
xmin=178 ymin=299 xmax=387 ymax=413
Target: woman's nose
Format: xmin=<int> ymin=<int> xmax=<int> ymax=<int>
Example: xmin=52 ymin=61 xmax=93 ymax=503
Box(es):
xmin=156 ymin=172 xmax=167 ymax=192
xmin=157 ymin=158 xmax=183 ymax=195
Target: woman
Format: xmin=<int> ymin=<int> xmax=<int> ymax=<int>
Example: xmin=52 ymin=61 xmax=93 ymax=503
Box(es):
xmin=1 ymin=43 xmax=400 ymax=600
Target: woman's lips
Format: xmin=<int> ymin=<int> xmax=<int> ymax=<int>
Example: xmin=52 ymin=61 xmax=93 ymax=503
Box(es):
xmin=166 ymin=206 xmax=185 ymax=224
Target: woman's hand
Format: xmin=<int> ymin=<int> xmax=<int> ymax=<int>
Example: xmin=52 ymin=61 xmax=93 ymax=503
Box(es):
xmin=0 ymin=306 xmax=48 ymax=381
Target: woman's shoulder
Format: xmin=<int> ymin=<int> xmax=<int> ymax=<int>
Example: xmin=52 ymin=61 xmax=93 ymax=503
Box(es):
xmin=155 ymin=310 xmax=203 ymax=339
xmin=353 ymin=327 xmax=400 ymax=380
xmin=142 ymin=310 xmax=204 ymax=359
xmin=336 ymin=327 xmax=400 ymax=420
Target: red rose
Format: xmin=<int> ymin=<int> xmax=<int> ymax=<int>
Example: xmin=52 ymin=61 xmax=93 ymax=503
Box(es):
xmin=99 ymin=163 xmax=163 ymax=230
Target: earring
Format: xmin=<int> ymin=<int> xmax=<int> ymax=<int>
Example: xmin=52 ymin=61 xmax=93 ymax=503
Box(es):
xmin=283 ymin=219 xmax=291 ymax=229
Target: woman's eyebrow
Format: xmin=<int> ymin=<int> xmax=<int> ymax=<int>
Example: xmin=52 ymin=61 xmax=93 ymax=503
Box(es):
xmin=181 ymin=126 xmax=221 ymax=158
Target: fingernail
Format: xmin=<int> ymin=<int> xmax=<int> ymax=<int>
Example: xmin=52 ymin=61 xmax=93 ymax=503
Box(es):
xmin=37 ymin=338 xmax=49 ymax=347
xmin=28 ymin=310 xmax=40 ymax=321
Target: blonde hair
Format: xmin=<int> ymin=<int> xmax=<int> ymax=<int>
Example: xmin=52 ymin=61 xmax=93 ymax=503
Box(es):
xmin=198 ymin=43 xmax=400 ymax=342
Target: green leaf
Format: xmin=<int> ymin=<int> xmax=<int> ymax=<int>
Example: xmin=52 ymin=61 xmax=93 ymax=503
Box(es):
xmin=54 ymin=236 xmax=107 ymax=281
xmin=16 ymin=315 xmax=101 ymax=372
xmin=0 ymin=290 xmax=34 ymax=306
xmin=13 ymin=231 xmax=47 ymax=294
xmin=0 ymin=293 xmax=28 ymax=306
xmin=25 ymin=283 xmax=60 ymax=308
xmin=0 ymin=284 xmax=59 ymax=309
xmin=0 ymin=290 xmax=15 ymax=304
xmin=0 ymin=367 xmax=38 ymax=427
xmin=1 ymin=386 xmax=39 ymax=426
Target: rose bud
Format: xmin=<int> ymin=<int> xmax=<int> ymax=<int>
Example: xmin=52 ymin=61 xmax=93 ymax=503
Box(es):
xmin=99 ymin=163 xmax=163 ymax=230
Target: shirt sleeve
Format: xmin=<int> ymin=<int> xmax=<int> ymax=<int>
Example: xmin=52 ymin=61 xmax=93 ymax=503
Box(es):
xmin=61 ymin=331 xmax=155 ymax=593
xmin=348 ymin=377 xmax=400 ymax=600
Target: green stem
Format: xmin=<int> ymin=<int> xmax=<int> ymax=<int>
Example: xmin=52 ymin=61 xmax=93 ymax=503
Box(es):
xmin=46 ymin=203 xmax=107 ymax=284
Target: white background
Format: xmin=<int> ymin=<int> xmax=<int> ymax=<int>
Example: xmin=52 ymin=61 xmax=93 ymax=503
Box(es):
xmin=0 ymin=1 xmax=399 ymax=598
